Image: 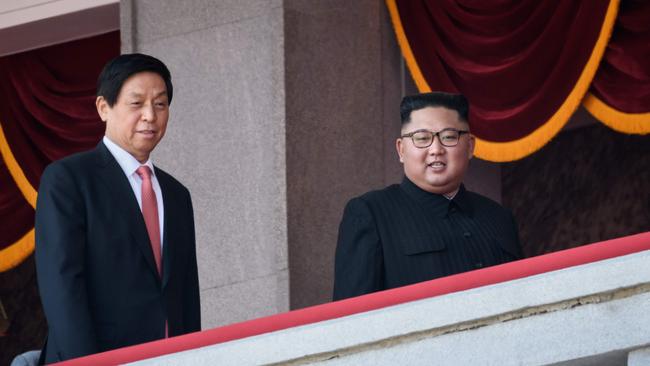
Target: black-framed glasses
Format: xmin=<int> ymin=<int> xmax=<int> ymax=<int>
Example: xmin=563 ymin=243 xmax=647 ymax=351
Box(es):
xmin=400 ymin=128 xmax=470 ymax=148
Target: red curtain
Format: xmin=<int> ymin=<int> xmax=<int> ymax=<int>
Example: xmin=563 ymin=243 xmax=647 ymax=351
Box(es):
xmin=590 ymin=0 xmax=650 ymax=113
xmin=583 ymin=0 xmax=650 ymax=133
xmin=387 ymin=0 xmax=649 ymax=161
xmin=0 ymin=31 xmax=119 ymax=271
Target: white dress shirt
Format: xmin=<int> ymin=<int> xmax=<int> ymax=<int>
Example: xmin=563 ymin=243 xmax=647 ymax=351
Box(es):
xmin=103 ymin=136 xmax=165 ymax=248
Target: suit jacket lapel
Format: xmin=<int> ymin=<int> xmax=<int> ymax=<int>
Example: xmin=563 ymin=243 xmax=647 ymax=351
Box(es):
xmin=156 ymin=166 xmax=174 ymax=289
xmin=95 ymin=142 xmax=161 ymax=279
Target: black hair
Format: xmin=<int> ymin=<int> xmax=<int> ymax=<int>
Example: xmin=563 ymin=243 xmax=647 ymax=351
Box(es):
xmin=96 ymin=53 xmax=173 ymax=107
xmin=400 ymin=92 xmax=469 ymax=124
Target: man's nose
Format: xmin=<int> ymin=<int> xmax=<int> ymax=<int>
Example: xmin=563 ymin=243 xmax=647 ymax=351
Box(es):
xmin=141 ymin=104 xmax=156 ymax=122
xmin=428 ymin=135 xmax=445 ymax=154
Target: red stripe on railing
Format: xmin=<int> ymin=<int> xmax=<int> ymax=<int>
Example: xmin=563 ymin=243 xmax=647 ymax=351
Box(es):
xmin=56 ymin=231 xmax=650 ymax=365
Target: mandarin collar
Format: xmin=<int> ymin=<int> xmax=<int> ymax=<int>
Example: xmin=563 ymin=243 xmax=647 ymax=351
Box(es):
xmin=399 ymin=176 xmax=473 ymax=218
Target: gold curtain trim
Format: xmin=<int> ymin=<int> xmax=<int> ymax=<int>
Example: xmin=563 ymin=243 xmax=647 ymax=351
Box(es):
xmin=386 ymin=0 xmax=620 ymax=162
xmin=583 ymin=92 xmax=650 ymax=134
xmin=0 ymin=122 xmax=37 ymax=207
xmin=0 ymin=228 xmax=34 ymax=272
xmin=0 ymin=121 xmax=37 ymax=272
xmin=386 ymin=0 xmax=432 ymax=93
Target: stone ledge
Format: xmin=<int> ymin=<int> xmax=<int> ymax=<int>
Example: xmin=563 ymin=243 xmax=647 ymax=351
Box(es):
xmin=131 ymin=250 xmax=650 ymax=365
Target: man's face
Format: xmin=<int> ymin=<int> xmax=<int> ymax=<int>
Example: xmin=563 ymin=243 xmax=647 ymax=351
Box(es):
xmin=396 ymin=106 xmax=474 ymax=196
xmin=96 ymin=71 xmax=169 ymax=163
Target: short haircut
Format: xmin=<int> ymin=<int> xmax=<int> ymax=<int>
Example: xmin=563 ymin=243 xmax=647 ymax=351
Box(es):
xmin=96 ymin=53 xmax=173 ymax=107
xmin=400 ymin=92 xmax=469 ymax=124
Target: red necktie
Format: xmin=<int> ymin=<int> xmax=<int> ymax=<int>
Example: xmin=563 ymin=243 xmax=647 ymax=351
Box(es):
xmin=136 ymin=166 xmax=162 ymax=276
xmin=136 ymin=166 xmax=168 ymax=337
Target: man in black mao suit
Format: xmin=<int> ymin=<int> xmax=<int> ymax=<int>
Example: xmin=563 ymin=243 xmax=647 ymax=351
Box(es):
xmin=333 ymin=92 xmax=522 ymax=300
xmin=35 ymin=54 xmax=200 ymax=363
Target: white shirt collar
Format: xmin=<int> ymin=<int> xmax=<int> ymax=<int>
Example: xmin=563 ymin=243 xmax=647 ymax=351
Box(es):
xmin=102 ymin=136 xmax=155 ymax=177
xmin=444 ymin=190 xmax=459 ymax=200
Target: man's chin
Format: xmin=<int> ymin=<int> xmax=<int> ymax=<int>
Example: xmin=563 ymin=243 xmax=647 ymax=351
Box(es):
xmin=130 ymin=144 xmax=157 ymax=162
xmin=423 ymin=180 xmax=459 ymax=195
xmin=134 ymin=140 xmax=159 ymax=152
xmin=424 ymin=177 xmax=450 ymax=189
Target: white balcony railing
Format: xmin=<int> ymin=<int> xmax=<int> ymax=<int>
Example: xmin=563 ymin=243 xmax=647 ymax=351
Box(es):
xmin=58 ymin=232 xmax=650 ymax=366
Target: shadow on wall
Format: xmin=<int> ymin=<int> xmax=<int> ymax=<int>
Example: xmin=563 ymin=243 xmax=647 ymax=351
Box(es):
xmin=502 ymin=122 xmax=650 ymax=257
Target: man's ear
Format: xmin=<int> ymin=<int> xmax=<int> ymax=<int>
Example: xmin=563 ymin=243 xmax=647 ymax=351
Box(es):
xmin=396 ymin=138 xmax=405 ymax=163
xmin=96 ymin=96 xmax=109 ymax=122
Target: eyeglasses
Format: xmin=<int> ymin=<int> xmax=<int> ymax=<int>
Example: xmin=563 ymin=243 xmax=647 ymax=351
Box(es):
xmin=400 ymin=128 xmax=470 ymax=148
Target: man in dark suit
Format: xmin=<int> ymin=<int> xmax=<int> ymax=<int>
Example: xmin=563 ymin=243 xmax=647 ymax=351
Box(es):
xmin=333 ymin=92 xmax=522 ymax=300
xmin=35 ymin=53 xmax=200 ymax=363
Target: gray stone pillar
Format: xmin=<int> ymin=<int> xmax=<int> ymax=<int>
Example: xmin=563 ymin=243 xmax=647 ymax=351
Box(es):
xmin=284 ymin=0 xmax=403 ymax=309
xmin=121 ymin=0 xmax=289 ymax=328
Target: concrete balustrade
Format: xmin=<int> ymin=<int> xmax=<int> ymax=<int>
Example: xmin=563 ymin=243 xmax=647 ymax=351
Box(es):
xmin=130 ymin=250 xmax=650 ymax=365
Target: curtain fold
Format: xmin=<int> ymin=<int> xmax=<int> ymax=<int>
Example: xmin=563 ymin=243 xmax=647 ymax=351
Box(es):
xmin=0 ymin=33 xmax=116 ymax=189
xmin=584 ymin=0 xmax=650 ymax=133
xmin=0 ymin=31 xmax=119 ymax=271
xmin=387 ymin=0 xmax=650 ymax=162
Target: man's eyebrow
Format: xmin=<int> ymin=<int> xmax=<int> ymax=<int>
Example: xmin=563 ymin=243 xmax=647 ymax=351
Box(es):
xmin=126 ymin=91 xmax=168 ymax=98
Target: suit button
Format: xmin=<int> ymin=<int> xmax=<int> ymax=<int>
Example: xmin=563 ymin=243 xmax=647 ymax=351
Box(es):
xmin=475 ymin=262 xmax=483 ymax=269
xmin=463 ymin=232 xmax=471 ymax=238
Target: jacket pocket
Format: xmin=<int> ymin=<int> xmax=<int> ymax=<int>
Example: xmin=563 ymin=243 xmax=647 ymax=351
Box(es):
xmin=403 ymin=239 xmax=446 ymax=255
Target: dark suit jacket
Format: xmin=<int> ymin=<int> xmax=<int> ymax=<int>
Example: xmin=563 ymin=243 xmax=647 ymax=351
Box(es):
xmin=35 ymin=142 xmax=200 ymax=363
xmin=333 ymin=177 xmax=522 ymax=300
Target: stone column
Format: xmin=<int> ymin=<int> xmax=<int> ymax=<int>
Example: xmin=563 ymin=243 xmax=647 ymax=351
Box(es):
xmin=121 ymin=0 xmax=288 ymax=328
xmin=284 ymin=0 xmax=403 ymax=309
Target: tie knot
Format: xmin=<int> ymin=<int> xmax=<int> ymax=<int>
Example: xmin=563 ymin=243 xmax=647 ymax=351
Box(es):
xmin=136 ymin=165 xmax=152 ymax=180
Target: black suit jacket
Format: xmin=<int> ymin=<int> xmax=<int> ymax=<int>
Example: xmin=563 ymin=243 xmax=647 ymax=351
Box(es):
xmin=35 ymin=142 xmax=200 ymax=363
xmin=333 ymin=177 xmax=522 ymax=300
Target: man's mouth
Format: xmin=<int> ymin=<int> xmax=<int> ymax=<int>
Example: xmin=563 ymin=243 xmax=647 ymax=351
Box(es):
xmin=427 ymin=161 xmax=446 ymax=170
xmin=137 ymin=130 xmax=156 ymax=136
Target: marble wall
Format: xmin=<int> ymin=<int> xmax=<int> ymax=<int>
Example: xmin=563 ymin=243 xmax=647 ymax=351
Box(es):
xmin=121 ymin=0 xmax=289 ymax=328
xmin=284 ymin=0 xmax=403 ymax=309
